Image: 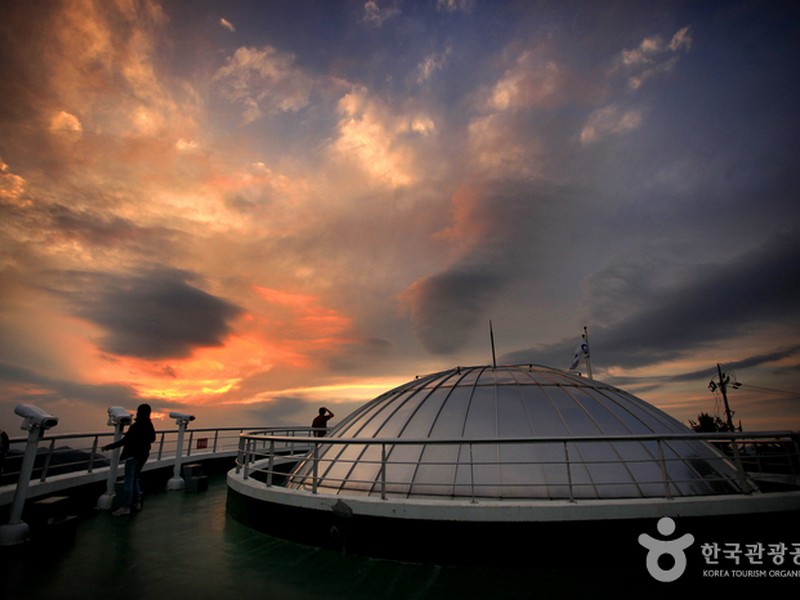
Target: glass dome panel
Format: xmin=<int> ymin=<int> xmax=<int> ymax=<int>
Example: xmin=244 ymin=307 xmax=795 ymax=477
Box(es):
xmin=288 ymin=365 xmax=746 ymax=500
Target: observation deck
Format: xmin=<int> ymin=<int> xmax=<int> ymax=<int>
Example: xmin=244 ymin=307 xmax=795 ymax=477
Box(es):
xmin=1 ymin=385 xmax=799 ymax=596
xmin=227 ymin=365 xmax=800 ymax=565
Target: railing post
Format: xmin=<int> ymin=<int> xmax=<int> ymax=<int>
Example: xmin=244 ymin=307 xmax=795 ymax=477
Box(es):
xmin=88 ymin=436 xmax=99 ymax=473
xmin=187 ymin=431 xmax=194 ymax=457
xmin=564 ymin=441 xmax=575 ymax=502
xmin=158 ymin=431 xmax=165 ymax=460
xmin=235 ymin=435 xmax=245 ymax=475
xmin=656 ymin=440 xmax=672 ymax=499
xmin=312 ymin=441 xmax=319 ymax=494
xmin=266 ymin=439 xmax=275 ymax=487
xmin=39 ymin=438 xmax=55 ymax=482
xmin=380 ymin=443 xmax=387 ymax=500
xmin=789 ymin=433 xmax=800 ymax=477
xmin=244 ymin=437 xmax=252 ymax=480
xmin=727 ymin=434 xmax=754 ymax=493
xmin=469 ymin=443 xmax=476 ymax=503
xmin=212 ymin=430 xmax=219 ymax=454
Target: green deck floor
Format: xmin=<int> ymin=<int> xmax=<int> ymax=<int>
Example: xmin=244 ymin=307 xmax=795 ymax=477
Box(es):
xmin=0 ymin=474 xmax=782 ymax=599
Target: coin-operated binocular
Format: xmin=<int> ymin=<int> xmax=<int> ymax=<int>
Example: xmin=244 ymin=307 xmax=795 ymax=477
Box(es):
xmin=168 ymin=411 xmax=195 ymax=425
xmin=166 ymin=412 xmax=196 ymax=491
xmin=15 ymin=404 xmax=59 ymax=431
xmin=106 ymin=406 xmax=132 ymax=427
xmin=0 ymin=405 xmax=59 ymax=545
xmin=96 ymin=406 xmax=133 ymax=510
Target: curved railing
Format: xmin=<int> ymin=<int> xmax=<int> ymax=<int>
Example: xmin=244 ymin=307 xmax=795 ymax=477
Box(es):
xmin=0 ymin=426 xmax=304 ymax=507
xmin=234 ymin=430 xmax=800 ymax=502
xmin=3 ymin=426 xmax=798 ymax=505
xmin=1 ymin=428 xmax=242 ymax=485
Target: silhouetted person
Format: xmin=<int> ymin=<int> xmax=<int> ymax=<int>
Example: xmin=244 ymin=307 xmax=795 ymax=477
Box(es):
xmin=312 ymin=407 xmax=334 ymax=437
xmin=102 ymin=403 xmax=156 ymax=516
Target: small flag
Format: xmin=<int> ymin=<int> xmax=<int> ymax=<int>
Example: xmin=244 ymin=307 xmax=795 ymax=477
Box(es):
xmin=569 ymin=339 xmax=590 ymax=371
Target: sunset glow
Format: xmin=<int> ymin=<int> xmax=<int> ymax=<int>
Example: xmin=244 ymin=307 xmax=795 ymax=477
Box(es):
xmin=1 ymin=1 xmax=798 ymax=434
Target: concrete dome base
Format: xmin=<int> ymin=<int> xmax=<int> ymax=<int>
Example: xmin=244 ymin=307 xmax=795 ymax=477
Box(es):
xmin=227 ymin=469 xmax=800 ymax=566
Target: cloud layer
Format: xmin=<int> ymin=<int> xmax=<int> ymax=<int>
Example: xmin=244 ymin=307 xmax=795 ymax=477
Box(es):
xmin=1 ymin=0 xmax=798 ymax=433
xmin=60 ymin=268 xmax=242 ymax=359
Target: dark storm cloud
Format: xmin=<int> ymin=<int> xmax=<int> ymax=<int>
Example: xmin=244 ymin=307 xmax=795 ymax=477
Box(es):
xmin=404 ymin=267 xmax=505 ymax=354
xmin=598 ymin=232 xmax=800 ymax=367
xmin=402 ymin=180 xmax=562 ymax=355
xmin=0 ymin=188 xmax=186 ymax=270
xmin=242 ymin=396 xmax=308 ymax=425
xmin=323 ymin=337 xmax=394 ymax=373
xmin=43 ymin=203 xmax=184 ymax=252
xmin=598 ymin=345 xmax=800 ymax=391
xmin=671 ymin=345 xmax=800 ymax=384
xmin=242 ymin=395 xmax=364 ymax=429
xmin=59 ymin=268 xmax=243 ymax=359
xmin=505 ymin=232 xmax=800 ymax=370
xmin=0 ymin=361 xmax=144 ymax=408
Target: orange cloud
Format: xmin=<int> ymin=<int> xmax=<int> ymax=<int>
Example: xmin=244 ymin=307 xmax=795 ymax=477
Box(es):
xmin=88 ymin=335 xmax=257 ymax=405
xmin=489 ymin=49 xmax=570 ymax=111
xmin=0 ymin=159 xmax=27 ymax=205
xmin=42 ymin=284 xmax=345 ymax=408
xmin=213 ymin=45 xmax=314 ymax=122
xmin=48 ymin=0 xmax=196 ymax=139
xmin=332 ymin=87 xmax=435 ymax=188
xmin=253 ymin=285 xmax=352 ymax=342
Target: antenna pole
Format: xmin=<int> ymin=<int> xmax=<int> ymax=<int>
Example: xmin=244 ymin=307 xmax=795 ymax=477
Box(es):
xmin=489 ymin=320 xmax=497 ymax=368
xmin=716 ymin=363 xmax=735 ymax=432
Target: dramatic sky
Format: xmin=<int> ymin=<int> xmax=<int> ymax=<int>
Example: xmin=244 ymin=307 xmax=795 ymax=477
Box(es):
xmin=1 ymin=0 xmax=798 ymax=434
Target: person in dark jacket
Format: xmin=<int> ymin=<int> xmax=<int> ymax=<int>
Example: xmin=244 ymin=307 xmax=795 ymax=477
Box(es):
xmin=311 ymin=407 xmax=335 ymax=437
xmin=102 ymin=403 xmax=156 ymax=516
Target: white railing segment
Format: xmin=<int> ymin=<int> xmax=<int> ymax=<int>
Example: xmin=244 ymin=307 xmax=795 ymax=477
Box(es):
xmin=234 ymin=430 xmax=800 ymax=502
xmin=0 ymin=427 xmax=297 ymax=507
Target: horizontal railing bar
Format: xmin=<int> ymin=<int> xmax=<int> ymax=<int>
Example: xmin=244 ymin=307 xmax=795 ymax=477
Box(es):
xmin=0 ymin=427 xmax=296 ymax=490
xmin=234 ymin=429 xmax=799 ymax=501
xmin=239 ymin=430 xmax=798 ymax=446
xmin=5 ymin=426 xmax=306 ymax=446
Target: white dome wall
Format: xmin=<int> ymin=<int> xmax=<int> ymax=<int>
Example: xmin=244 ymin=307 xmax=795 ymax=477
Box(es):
xmin=288 ymin=365 xmax=745 ymax=500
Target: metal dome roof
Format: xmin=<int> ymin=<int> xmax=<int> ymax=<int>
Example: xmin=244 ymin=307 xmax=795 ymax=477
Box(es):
xmin=288 ymin=364 xmax=746 ymax=500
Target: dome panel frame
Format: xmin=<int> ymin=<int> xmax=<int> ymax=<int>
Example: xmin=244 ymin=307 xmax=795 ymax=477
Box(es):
xmin=288 ymin=364 xmax=748 ymax=500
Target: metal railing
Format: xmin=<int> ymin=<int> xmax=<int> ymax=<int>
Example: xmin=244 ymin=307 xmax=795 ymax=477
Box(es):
xmin=234 ymin=428 xmax=317 ymax=483
xmin=0 ymin=427 xmax=310 ymax=506
xmin=3 ymin=426 xmax=797 ymax=502
xmin=234 ymin=430 xmax=800 ymax=502
xmin=0 ymin=426 xmax=262 ymax=492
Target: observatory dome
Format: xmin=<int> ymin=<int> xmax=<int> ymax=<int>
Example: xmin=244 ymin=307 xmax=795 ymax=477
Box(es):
xmin=287 ymin=364 xmax=745 ymax=500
